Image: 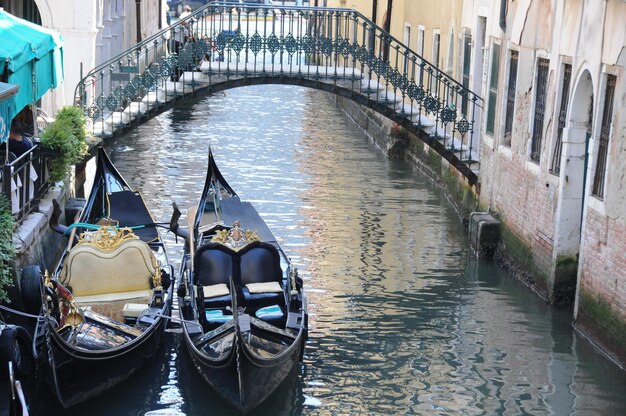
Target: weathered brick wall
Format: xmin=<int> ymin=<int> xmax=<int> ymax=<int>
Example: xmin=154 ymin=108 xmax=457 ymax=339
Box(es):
xmin=575 ymin=63 xmax=626 ymax=358
xmin=580 ymin=209 xmax=626 ymax=314
xmin=577 ymin=208 xmax=626 ymax=362
xmin=479 ymin=146 xmax=558 ymax=295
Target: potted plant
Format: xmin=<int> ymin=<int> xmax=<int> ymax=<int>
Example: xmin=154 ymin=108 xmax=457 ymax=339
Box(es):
xmin=39 ymin=106 xmax=88 ymax=183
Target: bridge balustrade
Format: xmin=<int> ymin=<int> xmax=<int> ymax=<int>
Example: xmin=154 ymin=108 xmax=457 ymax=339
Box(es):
xmin=75 ymin=2 xmax=483 ymax=185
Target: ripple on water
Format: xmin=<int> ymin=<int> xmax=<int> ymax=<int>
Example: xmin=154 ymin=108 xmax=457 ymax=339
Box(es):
xmin=68 ymin=85 xmax=626 ymax=416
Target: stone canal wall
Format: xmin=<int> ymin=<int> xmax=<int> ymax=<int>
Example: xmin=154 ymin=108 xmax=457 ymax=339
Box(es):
xmin=12 ymin=185 xmax=70 ymax=272
xmin=332 ymin=93 xmax=626 ymax=366
xmin=477 ymin=135 xmax=558 ymax=302
xmin=334 ymin=96 xmax=479 ymax=222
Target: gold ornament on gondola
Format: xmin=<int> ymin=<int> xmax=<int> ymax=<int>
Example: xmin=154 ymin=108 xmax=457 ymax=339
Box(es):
xmin=76 ymin=226 xmax=139 ymax=252
xmin=212 ymin=220 xmax=260 ymax=250
xmin=45 ymin=270 xmax=84 ymax=330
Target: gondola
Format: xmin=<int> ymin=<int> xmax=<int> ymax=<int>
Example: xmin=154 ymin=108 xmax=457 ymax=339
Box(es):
xmin=171 ymin=149 xmax=307 ymax=412
xmin=20 ymin=147 xmax=174 ymax=408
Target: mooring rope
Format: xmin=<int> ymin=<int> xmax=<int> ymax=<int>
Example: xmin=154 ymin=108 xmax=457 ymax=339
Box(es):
xmin=0 ymin=304 xmax=41 ymax=319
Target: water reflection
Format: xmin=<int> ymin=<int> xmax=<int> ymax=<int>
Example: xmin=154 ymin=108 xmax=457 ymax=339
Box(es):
xmin=20 ymin=85 xmax=626 ymax=415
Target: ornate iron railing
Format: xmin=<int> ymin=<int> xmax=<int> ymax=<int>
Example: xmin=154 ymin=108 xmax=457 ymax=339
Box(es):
xmin=75 ymin=1 xmax=483 ymax=184
xmin=1 ymin=145 xmax=52 ymax=221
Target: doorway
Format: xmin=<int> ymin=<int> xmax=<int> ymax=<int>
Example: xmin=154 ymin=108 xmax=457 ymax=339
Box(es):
xmin=551 ymin=69 xmax=594 ymax=303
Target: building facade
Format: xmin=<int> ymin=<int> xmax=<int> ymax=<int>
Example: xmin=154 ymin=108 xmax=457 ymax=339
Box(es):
xmin=468 ymin=0 xmax=625 ymax=357
xmin=0 ymin=0 xmax=167 ymax=114
xmin=324 ymin=0 xmax=626 ymax=360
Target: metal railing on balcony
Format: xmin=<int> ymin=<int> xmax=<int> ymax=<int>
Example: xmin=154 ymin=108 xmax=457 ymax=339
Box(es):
xmin=1 ymin=145 xmax=52 ymax=221
xmin=75 ymin=1 xmax=483 ymax=185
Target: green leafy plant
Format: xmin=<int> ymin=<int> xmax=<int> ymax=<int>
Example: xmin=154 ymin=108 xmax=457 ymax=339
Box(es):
xmin=39 ymin=105 xmax=88 ymax=183
xmin=55 ymin=105 xmax=88 ymax=144
xmin=0 ymin=194 xmax=16 ymax=303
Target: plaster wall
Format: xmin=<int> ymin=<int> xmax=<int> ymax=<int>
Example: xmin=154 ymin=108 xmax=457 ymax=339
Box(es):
xmin=33 ymin=0 xmax=165 ymax=111
xmin=326 ymin=0 xmax=381 ymax=23
xmin=325 ymin=1 xmax=464 ymax=80
xmin=400 ymin=0 xmax=462 ymax=78
xmin=35 ymin=0 xmax=98 ymax=109
xmin=466 ymin=0 xmax=625 ymax=356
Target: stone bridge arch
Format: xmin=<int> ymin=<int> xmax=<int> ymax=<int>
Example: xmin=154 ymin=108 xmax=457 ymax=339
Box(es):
xmin=76 ymin=2 xmax=483 ymax=186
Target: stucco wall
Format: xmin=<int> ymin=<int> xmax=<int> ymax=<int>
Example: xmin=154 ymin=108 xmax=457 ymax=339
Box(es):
xmin=468 ymin=0 xmax=626 ymax=355
xmin=35 ymin=0 xmax=165 ymax=111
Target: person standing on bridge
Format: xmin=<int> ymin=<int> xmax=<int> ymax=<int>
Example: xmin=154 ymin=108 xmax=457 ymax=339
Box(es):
xmin=179 ymin=5 xmax=192 ymax=20
xmin=171 ymin=5 xmax=192 ymax=82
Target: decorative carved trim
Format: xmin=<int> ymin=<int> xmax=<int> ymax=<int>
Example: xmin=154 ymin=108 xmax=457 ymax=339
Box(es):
xmin=569 ymin=120 xmax=588 ymax=130
xmin=77 ymin=226 xmax=139 ymax=252
xmin=211 ymin=221 xmax=260 ymax=251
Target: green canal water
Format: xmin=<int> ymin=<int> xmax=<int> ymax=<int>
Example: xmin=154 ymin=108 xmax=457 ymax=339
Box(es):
xmin=28 ymin=85 xmax=626 ymax=415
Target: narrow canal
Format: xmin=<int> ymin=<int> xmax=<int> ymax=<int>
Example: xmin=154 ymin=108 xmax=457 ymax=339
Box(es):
xmin=34 ymin=85 xmax=626 ymax=415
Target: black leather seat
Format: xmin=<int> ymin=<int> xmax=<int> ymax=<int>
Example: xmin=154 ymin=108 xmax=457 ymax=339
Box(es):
xmin=194 ymin=244 xmax=234 ymax=309
xmin=239 ymin=243 xmax=285 ymax=309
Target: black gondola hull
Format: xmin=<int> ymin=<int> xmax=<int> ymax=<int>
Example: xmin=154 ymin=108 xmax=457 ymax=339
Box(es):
xmin=45 ymin=312 xmax=169 ymax=408
xmin=183 ymin=328 xmax=304 ymax=412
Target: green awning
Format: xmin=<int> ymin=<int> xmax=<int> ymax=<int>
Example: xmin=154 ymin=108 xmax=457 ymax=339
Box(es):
xmin=0 ymin=11 xmax=63 ymax=126
xmin=0 ymin=82 xmax=18 ymax=144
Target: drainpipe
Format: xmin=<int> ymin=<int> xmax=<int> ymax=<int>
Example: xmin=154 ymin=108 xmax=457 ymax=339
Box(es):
xmin=382 ymin=0 xmax=393 ymax=61
xmin=499 ymin=0 xmax=507 ymax=32
xmin=372 ymin=0 xmax=378 ymax=23
xmin=135 ymin=0 xmax=142 ymax=42
xmin=158 ymin=0 xmax=162 ymax=30
xmin=384 ymin=0 xmax=392 ymax=33
xmin=369 ymin=0 xmax=378 ymax=51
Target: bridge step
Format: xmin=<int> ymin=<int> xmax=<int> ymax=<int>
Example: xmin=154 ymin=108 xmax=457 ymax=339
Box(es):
xmin=180 ymin=71 xmax=211 ymax=84
xmin=197 ymin=61 xmax=364 ymax=82
xmin=360 ymin=78 xmax=386 ymax=94
xmin=128 ymin=101 xmax=148 ymax=116
xmin=373 ymin=91 xmax=403 ymax=105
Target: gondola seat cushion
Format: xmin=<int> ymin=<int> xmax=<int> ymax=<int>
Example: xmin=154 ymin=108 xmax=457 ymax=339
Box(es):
xmin=202 ymin=283 xmax=229 ymax=298
xmin=254 ymin=304 xmax=285 ymax=326
xmin=123 ymin=303 xmax=149 ymax=318
xmin=61 ymin=235 xmax=157 ymax=320
xmin=240 ymin=245 xmax=284 ymax=308
xmin=199 ymin=285 xmax=231 ymax=308
xmin=204 ymin=309 xmax=233 ymax=324
xmin=255 ymin=304 xmax=284 ymax=320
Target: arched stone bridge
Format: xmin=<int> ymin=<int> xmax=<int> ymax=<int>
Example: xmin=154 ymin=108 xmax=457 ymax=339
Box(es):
xmin=76 ymin=2 xmax=483 ymax=185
